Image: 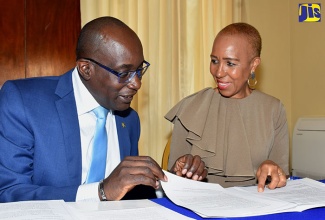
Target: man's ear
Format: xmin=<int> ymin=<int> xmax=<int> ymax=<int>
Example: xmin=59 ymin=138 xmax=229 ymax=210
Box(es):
xmin=77 ymin=59 xmax=92 ymax=81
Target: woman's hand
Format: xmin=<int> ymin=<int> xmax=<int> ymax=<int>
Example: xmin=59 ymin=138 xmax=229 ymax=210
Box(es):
xmin=171 ymin=154 xmax=207 ymax=181
xmin=256 ymin=160 xmax=287 ymax=192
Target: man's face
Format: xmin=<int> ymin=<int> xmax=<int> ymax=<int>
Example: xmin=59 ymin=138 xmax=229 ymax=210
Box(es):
xmin=78 ymin=32 xmax=145 ymax=111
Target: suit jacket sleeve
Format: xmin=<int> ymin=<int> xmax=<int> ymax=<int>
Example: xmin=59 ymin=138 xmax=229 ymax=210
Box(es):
xmin=0 ymin=78 xmax=80 ymax=202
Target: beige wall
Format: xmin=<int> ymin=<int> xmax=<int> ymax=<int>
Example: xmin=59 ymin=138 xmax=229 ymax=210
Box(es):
xmin=242 ymin=0 xmax=325 ymax=167
xmin=289 ymin=0 xmax=325 ymax=122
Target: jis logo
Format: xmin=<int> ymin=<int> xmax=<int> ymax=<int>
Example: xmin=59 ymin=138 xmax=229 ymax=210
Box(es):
xmin=299 ymin=3 xmax=321 ymax=22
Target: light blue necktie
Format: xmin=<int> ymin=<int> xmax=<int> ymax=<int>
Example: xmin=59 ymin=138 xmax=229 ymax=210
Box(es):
xmin=86 ymin=106 xmax=109 ymax=183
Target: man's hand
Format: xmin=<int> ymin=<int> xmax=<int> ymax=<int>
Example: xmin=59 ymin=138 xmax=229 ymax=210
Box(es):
xmin=101 ymin=156 xmax=167 ymax=200
xmin=171 ymin=154 xmax=207 ymax=181
xmin=256 ymin=160 xmax=287 ymax=192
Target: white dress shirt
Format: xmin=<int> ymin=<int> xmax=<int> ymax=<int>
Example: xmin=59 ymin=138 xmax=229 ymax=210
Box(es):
xmin=71 ymin=68 xmax=121 ymax=201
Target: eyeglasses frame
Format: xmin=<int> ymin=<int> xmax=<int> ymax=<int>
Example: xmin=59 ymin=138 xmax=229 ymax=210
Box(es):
xmin=80 ymin=57 xmax=150 ymax=83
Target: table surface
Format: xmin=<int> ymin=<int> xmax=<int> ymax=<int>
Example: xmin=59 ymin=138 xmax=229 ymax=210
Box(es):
xmin=152 ymin=179 xmax=325 ymax=220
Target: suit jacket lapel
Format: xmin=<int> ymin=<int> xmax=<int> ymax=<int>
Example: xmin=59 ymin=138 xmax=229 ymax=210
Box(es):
xmin=55 ymin=70 xmax=82 ymax=184
xmin=115 ymin=115 xmax=131 ymax=160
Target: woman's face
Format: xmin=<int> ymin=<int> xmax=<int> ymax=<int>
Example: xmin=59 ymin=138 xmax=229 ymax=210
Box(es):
xmin=210 ymin=34 xmax=260 ymax=99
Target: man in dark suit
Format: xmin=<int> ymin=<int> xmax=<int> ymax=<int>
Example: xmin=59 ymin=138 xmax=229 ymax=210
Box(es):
xmin=0 ymin=16 xmax=167 ymax=202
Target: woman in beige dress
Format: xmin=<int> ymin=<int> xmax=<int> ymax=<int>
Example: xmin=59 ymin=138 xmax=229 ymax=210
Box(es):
xmin=166 ymin=22 xmax=289 ymax=192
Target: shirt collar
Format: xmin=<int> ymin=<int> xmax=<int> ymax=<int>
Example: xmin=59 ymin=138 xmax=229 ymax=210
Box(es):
xmin=72 ymin=67 xmax=100 ymax=116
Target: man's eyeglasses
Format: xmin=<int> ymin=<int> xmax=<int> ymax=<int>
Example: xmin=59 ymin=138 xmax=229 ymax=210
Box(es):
xmin=82 ymin=58 xmax=150 ymax=83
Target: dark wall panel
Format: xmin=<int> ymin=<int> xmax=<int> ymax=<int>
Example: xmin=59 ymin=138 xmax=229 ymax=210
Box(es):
xmin=0 ymin=0 xmax=25 ymax=85
xmin=26 ymin=0 xmax=81 ymax=78
xmin=0 ymin=0 xmax=81 ymax=86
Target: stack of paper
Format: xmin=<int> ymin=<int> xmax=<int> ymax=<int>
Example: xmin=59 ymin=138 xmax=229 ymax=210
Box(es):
xmin=0 ymin=199 xmax=194 ymax=220
xmin=160 ymin=171 xmax=325 ymax=218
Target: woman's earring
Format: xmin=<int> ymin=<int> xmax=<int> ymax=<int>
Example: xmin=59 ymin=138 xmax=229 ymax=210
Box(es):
xmin=247 ymin=72 xmax=257 ymax=89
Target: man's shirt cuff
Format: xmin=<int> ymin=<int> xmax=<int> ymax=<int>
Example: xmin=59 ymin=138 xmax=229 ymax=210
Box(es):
xmin=76 ymin=182 xmax=100 ymax=202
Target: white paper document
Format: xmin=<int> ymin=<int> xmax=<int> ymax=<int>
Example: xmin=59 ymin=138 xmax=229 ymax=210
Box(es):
xmin=0 ymin=199 xmax=193 ymax=220
xmin=235 ymin=177 xmax=325 ymax=212
xmin=67 ymin=199 xmax=194 ymax=220
xmin=160 ymin=171 xmax=325 ymax=218
xmin=0 ymin=200 xmax=74 ymax=220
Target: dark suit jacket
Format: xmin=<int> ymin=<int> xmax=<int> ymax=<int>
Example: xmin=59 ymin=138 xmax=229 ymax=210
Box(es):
xmin=0 ymin=70 xmax=141 ymax=202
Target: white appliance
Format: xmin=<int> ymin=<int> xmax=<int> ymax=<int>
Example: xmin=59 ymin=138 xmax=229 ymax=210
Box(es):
xmin=292 ymin=117 xmax=325 ymax=180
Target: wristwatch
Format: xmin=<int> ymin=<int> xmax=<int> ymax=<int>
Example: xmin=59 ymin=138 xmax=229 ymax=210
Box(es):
xmin=98 ymin=180 xmax=108 ymax=201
